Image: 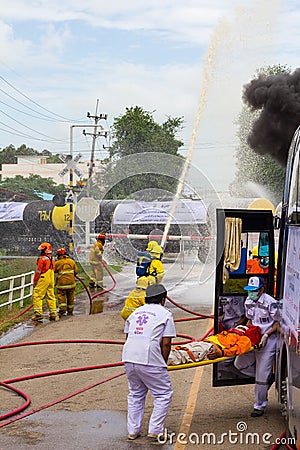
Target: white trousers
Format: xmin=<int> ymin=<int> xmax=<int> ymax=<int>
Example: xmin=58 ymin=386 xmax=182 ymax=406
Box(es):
xmin=234 ymin=334 xmax=276 ymax=410
xmin=124 ymin=362 xmax=173 ymax=435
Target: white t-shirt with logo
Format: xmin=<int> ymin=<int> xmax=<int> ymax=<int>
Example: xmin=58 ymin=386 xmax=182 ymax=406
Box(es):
xmin=122 ymin=303 xmax=176 ymax=367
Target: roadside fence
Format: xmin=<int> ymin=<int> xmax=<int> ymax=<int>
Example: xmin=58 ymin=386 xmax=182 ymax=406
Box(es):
xmin=0 ymin=271 xmax=34 ymax=310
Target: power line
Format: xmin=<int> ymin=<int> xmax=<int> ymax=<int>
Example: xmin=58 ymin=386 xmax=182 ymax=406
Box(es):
xmin=0 ymin=122 xmax=56 ymax=142
xmin=0 ymin=98 xmax=63 ymax=122
xmin=0 ymin=75 xmax=77 ymax=122
xmin=0 ymin=86 xmax=65 ymax=122
xmin=0 ymin=109 xmax=67 ymax=142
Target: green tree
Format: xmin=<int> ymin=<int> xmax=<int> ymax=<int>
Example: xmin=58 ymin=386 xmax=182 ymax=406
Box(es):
xmin=230 ymin=64 xmax=288 ymax=204
xmin=110 ymin=106 xmax=184 ymax=158
xmin=107 ymin=106 xmax=184 ymax=198
xmin=1 ymin=174 xmax=66 ymax=200
xmin=41 ymin=149 xmax=63 ymax=163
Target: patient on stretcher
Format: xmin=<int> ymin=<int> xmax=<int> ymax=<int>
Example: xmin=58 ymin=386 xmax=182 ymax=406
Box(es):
xmin=168 ymin=324 xmax=261 ymax=365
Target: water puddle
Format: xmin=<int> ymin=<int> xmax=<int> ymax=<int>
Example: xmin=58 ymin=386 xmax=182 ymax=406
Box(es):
xmin=0 ymin=410 xmax=174 ymax=449
xmin=0 ymin=322 xmax=34 ymax=345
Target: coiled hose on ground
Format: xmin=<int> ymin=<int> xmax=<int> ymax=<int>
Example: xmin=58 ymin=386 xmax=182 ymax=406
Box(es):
xmin=0 ymin=261 xmax=291 ymax=448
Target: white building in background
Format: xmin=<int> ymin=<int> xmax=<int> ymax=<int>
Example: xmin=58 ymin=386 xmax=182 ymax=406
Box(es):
xmin=0 ymin=155 xmax=98 ymax=186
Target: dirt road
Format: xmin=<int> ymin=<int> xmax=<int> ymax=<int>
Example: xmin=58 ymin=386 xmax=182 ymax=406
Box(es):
xmin=0 ymin=256 xmax=288 ymax=449
xmin=0 ymin=304 xmax=286 ymax=450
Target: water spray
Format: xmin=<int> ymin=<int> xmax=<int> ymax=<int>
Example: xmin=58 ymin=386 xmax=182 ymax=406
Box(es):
xmin=161 ymin=23 xmax=223 ymax=249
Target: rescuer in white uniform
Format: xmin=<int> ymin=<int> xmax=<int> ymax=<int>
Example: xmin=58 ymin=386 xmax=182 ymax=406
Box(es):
xmin=122 ymin=283 xmax=176 ymax=442
xmin=234 ymin=276 xmax=279 ymax=417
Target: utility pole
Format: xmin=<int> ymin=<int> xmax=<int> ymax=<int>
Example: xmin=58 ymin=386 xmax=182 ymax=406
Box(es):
xmin=84 ymin=99 xmax=108 ymax=180
xmin=68 ymin=123 xmax=109 ymax=253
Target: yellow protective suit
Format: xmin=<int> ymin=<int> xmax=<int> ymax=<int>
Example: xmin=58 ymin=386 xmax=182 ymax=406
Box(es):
xmin=149 ymin=258 xmax=164 ymax=283
xmin=55 ymin=255 xmax=78 ymax=314
xmin=120 ymin=288 xmax=146 ymax=320
xmin=89 ymin=240 xmax=105 ymax=286
xmin=148 ymin=245 xmax=164 ymax=283
xmin=32 ymin=255 xmax=57 ymax=320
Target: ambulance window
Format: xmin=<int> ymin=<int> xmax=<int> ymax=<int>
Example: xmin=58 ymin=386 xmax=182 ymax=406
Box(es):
xmin=287 ymin=145 xmax=300 ymax=223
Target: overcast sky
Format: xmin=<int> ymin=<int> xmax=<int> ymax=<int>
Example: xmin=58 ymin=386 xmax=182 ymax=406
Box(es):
xmin=0 ymin=0 xmax=298 ymax=192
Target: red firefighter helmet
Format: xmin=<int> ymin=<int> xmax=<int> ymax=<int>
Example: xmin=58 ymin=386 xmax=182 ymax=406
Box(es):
xmin=38 ymin=242 xmax=52 ymax=254
xmin=97 ymin=233 xmax=106 ymax=241
xmin=56 ymin=247 xmax=67 ymax=256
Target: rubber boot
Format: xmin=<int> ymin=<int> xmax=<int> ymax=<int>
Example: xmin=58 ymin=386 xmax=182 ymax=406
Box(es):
xmin=49 ymin=313 xmax=59 ymax=321
xmin=32 ymin=312 xmax=43 ymax=323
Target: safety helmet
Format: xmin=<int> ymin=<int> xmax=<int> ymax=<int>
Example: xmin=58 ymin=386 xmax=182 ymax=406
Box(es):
xmin=38 ymin=242 xmax=52 ymax=254
xmin=56 ymin=247 xmax=67 ymax=256
xmin=136 ymin=276 xmax=149 ymax=290
xmin=146 ymin=240 xmax=157 ymax=252
xmin=251 ymin=246 xmax=259 ymax=257
xmin=97 ymin=233 xmax=106 ymax=241
xmin=150 ymin=244 xmax=163 ymax=255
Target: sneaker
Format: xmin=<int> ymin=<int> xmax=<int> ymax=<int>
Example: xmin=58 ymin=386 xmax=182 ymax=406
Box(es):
xmin=127 ymin=433 xmax=140 ymax=440
xmin=32 ymin=313 xmax=43 ymax=323
xmin=251 ymin=408 xmax=264 ymax=417
xmin=147 ymin=432 xmax=174 ymax=442
xmin=148 ymin=434 xmax=159 ymax=439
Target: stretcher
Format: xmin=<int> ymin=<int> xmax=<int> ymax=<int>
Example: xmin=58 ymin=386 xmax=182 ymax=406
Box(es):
xmin=167 ymin=346 xmax=255 ymax=371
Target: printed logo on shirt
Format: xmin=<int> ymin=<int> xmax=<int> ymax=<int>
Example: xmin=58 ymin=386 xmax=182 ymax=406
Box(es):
xmin=136 ymin=314 xmax=149 ymax=326
xmin=133 ymin=313 xmax=149 ymax=335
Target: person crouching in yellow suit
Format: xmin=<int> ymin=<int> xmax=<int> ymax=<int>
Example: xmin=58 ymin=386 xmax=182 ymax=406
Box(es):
xmin=120 ymin=276 xmax=155 ymax=320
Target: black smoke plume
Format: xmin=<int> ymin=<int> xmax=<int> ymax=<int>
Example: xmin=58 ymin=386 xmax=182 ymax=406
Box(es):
xmin=243 ymin=68 xmax=300 ymax=166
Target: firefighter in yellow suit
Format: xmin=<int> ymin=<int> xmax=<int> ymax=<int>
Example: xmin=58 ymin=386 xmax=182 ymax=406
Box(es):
xmin=120 ymin=276 xmax=156 ymax=320
xmin=89 ymin=233 xmax=106 ymax=288
xmin=32 ymin=242 xmax=58 ymax=322
xmin=149 ymin=244 xmax=165 ymax=283
xmin=55 ymin=247 xmax=78 ymax=317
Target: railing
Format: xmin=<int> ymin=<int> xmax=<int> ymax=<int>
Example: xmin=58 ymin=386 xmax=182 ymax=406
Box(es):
xmin=0 ymin=271 xmax=34 ymax=310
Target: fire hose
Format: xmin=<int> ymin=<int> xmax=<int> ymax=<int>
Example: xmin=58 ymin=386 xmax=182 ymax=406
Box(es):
xmin=0 ymin=279 xmax=208 ymax=427
xmin=0 ymin=258 xmax=116 ymax=328
xmin=0 ymin=264 xmax=290 ymax=446
xmin=0 ymin=319 xmax=292 ymax=447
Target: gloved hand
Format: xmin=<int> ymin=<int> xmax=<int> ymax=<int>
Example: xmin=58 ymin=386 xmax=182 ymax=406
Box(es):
xmin=260 ymin=333 xmax=269 ymax=348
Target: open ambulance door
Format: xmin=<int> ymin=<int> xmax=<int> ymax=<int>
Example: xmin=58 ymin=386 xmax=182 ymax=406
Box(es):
xmin=213 ymin=208 xmax=275 ymax=387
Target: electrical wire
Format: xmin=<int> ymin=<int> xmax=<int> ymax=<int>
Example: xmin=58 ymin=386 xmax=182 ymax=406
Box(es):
xmin=0 ymin=109 xmax=67 ymax=141
xmin=0 ymin=75 xmax=76 ymax=122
